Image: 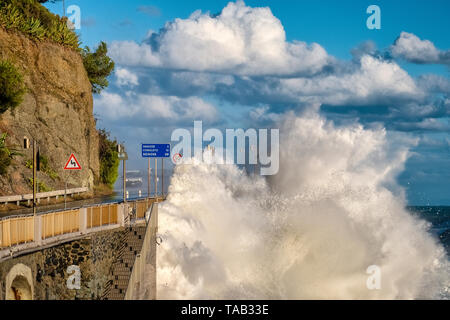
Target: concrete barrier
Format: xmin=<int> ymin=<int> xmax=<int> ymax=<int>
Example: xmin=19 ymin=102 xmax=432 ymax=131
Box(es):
xmin=125 ymin=202 xmax=158 ymax=300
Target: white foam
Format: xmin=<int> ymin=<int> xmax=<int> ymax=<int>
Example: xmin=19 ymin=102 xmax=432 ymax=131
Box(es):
xmin=156 ymin=113 xmax=449 ymax=299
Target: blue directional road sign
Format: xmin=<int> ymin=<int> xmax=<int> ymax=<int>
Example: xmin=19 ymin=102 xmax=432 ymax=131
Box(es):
xmin=142 ymin=144 xmax=171 ymax=158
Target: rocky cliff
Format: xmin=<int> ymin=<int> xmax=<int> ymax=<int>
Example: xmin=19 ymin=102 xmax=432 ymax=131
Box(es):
xmin=0 ymin=27 xmax=99 ymax=195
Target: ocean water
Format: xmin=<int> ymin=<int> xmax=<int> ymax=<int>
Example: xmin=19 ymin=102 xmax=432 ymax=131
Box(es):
xmin=156 ymin=114 xmax=450 ymax=300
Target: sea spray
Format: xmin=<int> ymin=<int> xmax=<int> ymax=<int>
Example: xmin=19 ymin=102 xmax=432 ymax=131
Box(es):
xmin=156 ymin=114 xmax=449 ymax=299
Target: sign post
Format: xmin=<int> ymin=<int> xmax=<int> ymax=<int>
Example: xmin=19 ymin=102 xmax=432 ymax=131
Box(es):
xmin=64 ymin=153 xmax=82 ymax=209
xmin=162 ymin=158 xmax=164 ymax=197
xmin=148 ymin=158 xmax=151 ymax=198
xmin=141 ymin=144 xmax=170 ymax=199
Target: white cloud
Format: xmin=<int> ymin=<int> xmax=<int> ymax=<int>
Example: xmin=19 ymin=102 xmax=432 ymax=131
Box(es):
xmin=417 ymin=74 xmax=450 ymax=94
xmin=119 ymin=54 xmax=426 ymax=110
xmin=171 ymin=72 xmax=234 ymax=89
xmin=391 ymin=32 xmax=450 ymax=65
xmin=249 ymin=105 xmax=281 ymax=122
xmin=104 ymin=3 xmax=448 ymax=138
xmin=110 ymin=41 xmax=161 ymax=67
xmin=396 ymin=118 xmax=450 ymax=132
xmin=278 ymin=55 xmax=423 ymax=105
xmin=115 ymin=67 xmax=139 ymax=87
xmin=95 ymin=92 xmax=218 ymax=124
xmin=110 ymin=1 xmax=331 ymax=76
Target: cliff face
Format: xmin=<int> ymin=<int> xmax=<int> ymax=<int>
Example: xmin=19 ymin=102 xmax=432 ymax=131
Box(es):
xmin=0 ymin=27 xmax=99 ymax=195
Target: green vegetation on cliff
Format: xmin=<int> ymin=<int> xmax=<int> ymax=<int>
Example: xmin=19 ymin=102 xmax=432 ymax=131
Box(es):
xmin=0 ymin=1 xmax=116 ymax=96
xmin=27 ymin=177 xmax=52 ymax=192
xmin=0 ymin=1 xmax=115 ymax=95
xmin=0 ymin=0 xmax=80 ymax=50
xmin=25 ymin=154 xmax=59 ymax=180
xmin=0 ymin=133 xmax=22 ymax=175
xmin=82 ymin=42 xmax=115 ymax=94
xmin=98 ymin=129 xmax=119 ymax=189
xmin=0 ymin=1 xmax=118 ymax=193
xmin=0 ymin=60 xmax=26 ymax=114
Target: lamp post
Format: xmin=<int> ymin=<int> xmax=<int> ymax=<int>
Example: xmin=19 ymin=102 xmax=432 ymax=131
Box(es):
xmin=118 ymin=144 xmax=128 ymax=203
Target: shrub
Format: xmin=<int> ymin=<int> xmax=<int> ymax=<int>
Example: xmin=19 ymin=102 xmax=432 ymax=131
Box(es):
xmin=25 ymin=154 xmax=59 ymax=180
xmin=39 ymin=154 xmax=59 ymax=180
xmin=0 ymin=132 xmax=22 ymax=175
xmin=0 ymin=60 xmax=26 ymax=114
xmin=0 ymin=148 xmax=12 ymax=175
xmin=1 ymin=2 xmax=114 ymax=92
xmin=25 ymin=158 xmax=32 ymax=169
xmin=98 ymin=129 xmax=119 ymax=188
xmin=0 ymin=0 xmax=80 ymax=50
xmin=27 ymin=177 xmax=52 ymax=192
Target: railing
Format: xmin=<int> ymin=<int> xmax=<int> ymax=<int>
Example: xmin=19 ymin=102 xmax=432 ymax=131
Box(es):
xmin=134 ymin=200 xmax=150 ymax=220
xmin=0 ymin=187 xmax=88 ymax=205
xmin=42 ymin=210 xmax=80 ymax=240
xmin=0 ymin=216 xmax=34 ymax=247
xmin=87 ymin=204 xmax=119 ymax=229
xmin=0 ymin=199 xmax=154 ymax=254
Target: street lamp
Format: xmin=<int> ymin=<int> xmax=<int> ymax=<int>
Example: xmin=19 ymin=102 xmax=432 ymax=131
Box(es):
xmin=117 ymin=143 xmax=128 ymax=203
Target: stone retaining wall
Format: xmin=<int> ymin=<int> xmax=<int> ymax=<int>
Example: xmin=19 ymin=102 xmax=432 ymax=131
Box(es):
xmin=0 ymin=227 xmax=141 ymax=300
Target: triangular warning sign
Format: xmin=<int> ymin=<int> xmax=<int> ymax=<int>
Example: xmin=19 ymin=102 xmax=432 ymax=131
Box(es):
xmin=64 ymin=154 xmax=82 ymax=170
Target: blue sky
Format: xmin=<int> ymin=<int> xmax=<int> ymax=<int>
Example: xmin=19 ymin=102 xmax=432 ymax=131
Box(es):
xmin=44 ymin=1 xmax=450 ymax=205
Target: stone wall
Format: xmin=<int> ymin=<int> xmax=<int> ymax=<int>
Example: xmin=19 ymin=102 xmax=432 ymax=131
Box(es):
xmin=0 ymin=227 xmax=135 ymax=300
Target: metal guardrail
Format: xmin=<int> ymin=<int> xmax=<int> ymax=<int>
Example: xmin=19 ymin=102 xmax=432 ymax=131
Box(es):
xmin=0 ymin=187 xmax=89 ymax=204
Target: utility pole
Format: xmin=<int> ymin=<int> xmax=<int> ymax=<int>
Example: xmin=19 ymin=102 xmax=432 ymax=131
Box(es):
xmin=123 ymin=158 xmax=126 ymax=203
xmin=118 ymin=143 xmax=128 ymax=203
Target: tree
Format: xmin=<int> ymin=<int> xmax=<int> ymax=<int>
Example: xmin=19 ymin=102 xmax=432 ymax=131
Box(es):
xmin=0 ymin=60 xmax=26 ymax=114
xmin=98 ymin=129 xmax=119 ymax=188
xmin=37 ymin=0 xmax=64 ymax=16
xmin=81 ymin=42 xmax=115 ymax=94
xmin=37 ymin=1 xmax=62 ymax=4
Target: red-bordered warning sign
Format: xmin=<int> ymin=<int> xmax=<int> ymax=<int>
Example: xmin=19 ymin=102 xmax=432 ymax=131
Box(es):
xmin=64 ymin=154 xmax=82 ymax=170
